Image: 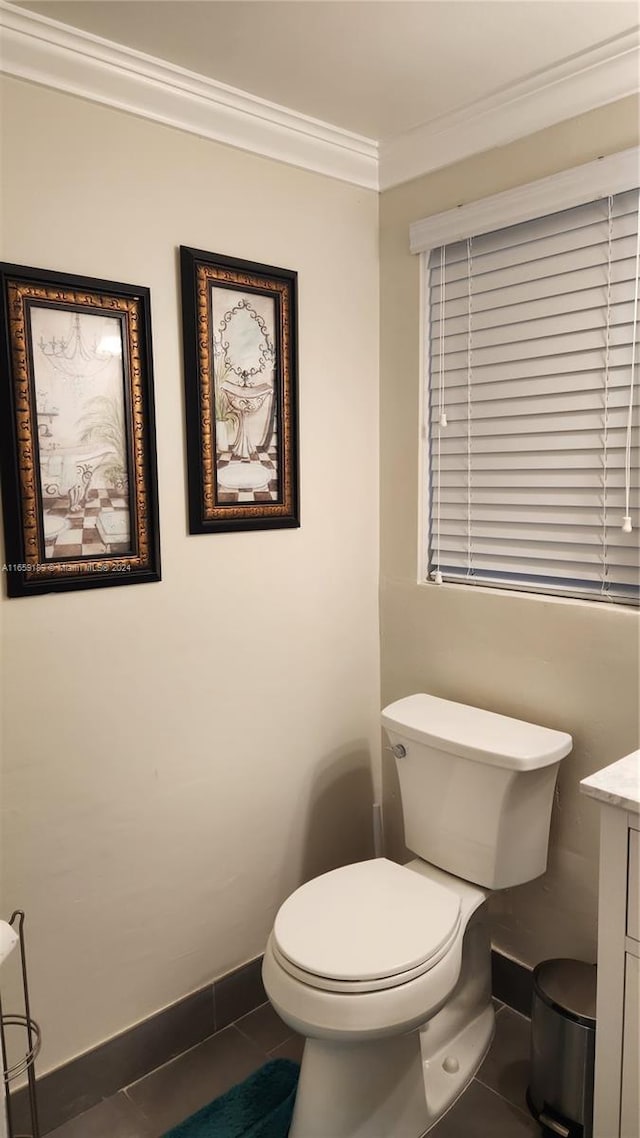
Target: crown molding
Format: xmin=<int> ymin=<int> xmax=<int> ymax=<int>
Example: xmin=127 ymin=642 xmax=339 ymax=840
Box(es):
xmin=410 ymin=147 xmax=640 ymax=253
xmin=380 ymin=29 xmax=640 ymax=191
xmin=0 ymin=2 xmax=637 ymax=194
xmin=0 ymin=1 xmax=379 ymax=190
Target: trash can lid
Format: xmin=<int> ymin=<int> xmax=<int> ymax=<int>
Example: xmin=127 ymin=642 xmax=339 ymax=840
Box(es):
xmin=533 ymin=958 xmax=597 ymax=1027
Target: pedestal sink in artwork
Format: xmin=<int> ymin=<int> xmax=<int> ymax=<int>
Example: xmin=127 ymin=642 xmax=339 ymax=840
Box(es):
xmin=217 ymin=379 xmax=272 ymax=491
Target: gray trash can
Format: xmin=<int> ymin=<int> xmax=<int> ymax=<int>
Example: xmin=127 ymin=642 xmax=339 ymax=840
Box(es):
xmin=527 ymin=958 xmax=597 ymax=1138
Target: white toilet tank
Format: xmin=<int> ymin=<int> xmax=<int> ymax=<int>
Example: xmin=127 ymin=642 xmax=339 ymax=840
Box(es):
xmin=381 ymin=694 xmax=572 ymax=890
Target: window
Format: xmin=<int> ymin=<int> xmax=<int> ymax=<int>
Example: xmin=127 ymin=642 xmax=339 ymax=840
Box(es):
xmin=421 ymin=179 xmax=640 ymax=605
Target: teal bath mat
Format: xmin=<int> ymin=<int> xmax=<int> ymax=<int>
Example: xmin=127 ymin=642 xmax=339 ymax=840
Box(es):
xmin=163 ymin=1058 xmax=299 ymax=1138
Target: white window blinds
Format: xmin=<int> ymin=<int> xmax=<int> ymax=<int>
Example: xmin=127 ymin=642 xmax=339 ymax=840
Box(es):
xmin=426 ymin=187 xmax=640 ymax=605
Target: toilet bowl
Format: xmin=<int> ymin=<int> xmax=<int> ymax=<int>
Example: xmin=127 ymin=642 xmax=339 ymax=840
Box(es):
xmin=263 ymin=694 xmax=572 ymax=1138
xmin=264 ymin=859 xmax=493 ymax=1138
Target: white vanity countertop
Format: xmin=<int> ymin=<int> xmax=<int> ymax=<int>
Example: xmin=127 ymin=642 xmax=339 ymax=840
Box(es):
xmin=580 ymin=750 xmax=640 ymax=814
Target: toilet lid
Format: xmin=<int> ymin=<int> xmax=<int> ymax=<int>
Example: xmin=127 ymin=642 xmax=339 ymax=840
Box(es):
xmin=273 ymin=859 xmax=461 ymax=985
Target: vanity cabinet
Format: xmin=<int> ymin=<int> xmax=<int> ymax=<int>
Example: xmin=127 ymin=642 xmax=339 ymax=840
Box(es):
xmin=581 ymin=752 xmax=640 ymax=1138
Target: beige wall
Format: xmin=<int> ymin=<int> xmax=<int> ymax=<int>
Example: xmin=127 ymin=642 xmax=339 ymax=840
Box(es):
xmin=1 ymin=69 xmax=639 ymax=1077
xmin=0 ymin=77 xmax=380 ymax=1073
xmin=380 ymin=96 xmax=640 ymax=967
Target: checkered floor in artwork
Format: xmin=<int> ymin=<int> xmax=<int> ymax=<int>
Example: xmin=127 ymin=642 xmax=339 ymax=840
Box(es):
xmin=216 ymin=444 xmax=280 ymax=503
xmin=43 ymin=487 xmax=131 ymax=559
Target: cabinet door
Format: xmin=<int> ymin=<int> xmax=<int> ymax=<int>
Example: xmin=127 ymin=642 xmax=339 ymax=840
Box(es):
xmin=621 ymin=952 xmax=639 ymax=1138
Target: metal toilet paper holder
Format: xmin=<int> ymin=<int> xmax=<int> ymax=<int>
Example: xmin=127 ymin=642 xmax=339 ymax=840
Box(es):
xmin=0 ymin=912 xmax=41 ymax=1138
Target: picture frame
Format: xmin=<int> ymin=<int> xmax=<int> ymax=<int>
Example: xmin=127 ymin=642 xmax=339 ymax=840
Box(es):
xmin=180 ymin=247 xmax=299 ymax=534
xmin=0 ymin=263 xmax=161 ymax=597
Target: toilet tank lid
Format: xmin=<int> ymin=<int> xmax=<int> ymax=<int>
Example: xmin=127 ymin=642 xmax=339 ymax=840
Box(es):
xmin=381 ymin=694 xmax=572 ymax=770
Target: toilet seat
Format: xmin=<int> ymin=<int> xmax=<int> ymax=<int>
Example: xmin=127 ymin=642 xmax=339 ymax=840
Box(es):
xmin=273 ymin=859 xmax=461 ymax=994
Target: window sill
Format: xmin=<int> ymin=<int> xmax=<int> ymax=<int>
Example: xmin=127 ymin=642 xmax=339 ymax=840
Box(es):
xmin=415 ymin=576 xmax=639 ymax=611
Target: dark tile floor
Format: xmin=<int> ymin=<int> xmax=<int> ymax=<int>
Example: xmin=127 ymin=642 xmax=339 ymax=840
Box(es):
xmin=44 ymin=1003 xmax=539 ymax=1137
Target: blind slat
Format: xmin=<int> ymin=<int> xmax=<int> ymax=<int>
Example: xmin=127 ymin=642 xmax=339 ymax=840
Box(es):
xmin=434 ymin=469 xmax=640 ymax=491
xmin=433 ymin=250 xmax=637 ymax=303
xmin=436 ymin=368 xmax=631 ymax=404
xmin=437 ymin=505 xmax=640 ymax=526
xmin=434 ymin=553 xmax=639 ymax=586
xmin=431 ymin=302 xmax=635 ymax=357
xmin=430 ymin=260 xmax=636 ymax=319
xmin=436 ymin=387 xmax=637 ymax=421
xmin=436 ymin=447 xmax=639 ymax=471
xmin=431 ymin=407 xmax=637 ymax=439
xmin=432 ymin=223 xmax=636 ymax=283
xmin=435 ymin=535 xmax=640 ymax=566
xmin=432 ymin=518 xmax=637 ymax=548
xmin=436 ymin=343 xmax=633 ymax=385
xmin=431 ymin=322 xmax=634 ymax=368
xmin=431 ymin=280 xmax=632 ymax=333
xmin=432 ymin=571 xmax=638 ymax=603
xmin=436 ymin=490 xmax=640 ymax=510
xmin=435 ymin=430 xmax=638 ymax=455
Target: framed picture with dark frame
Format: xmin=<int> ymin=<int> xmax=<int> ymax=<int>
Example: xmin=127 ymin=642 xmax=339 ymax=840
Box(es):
xmin=180 ymin=246 xmax=299 ymax=534
xmin=0 ymin=263 xmax=161 ymax=597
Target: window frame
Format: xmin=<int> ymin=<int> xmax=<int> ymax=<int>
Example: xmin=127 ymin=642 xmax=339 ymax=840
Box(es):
xmin=415 ymin=148 xmax=640 ymax=605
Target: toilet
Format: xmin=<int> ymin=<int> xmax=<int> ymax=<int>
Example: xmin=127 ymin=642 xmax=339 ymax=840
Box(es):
xmin=262 ymin=693 xmax=572 ymax=1138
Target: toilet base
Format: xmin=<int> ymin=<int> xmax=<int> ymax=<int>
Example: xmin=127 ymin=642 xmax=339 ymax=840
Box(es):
xmin=289 ymin=1003 xmax=494 ymax=1138
xmin=287 ymin=912 xmax=494 ymax=1138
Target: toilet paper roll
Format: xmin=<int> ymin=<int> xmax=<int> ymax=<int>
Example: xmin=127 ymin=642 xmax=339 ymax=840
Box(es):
xmin=0 ymin=921 xmax=18 ymax=966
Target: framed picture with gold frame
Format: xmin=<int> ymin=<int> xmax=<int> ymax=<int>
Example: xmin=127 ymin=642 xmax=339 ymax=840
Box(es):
xmin=0 ymin=263 xmax=161 ymax=597
xmin=180 ymin=246 xmax=299 ymax=534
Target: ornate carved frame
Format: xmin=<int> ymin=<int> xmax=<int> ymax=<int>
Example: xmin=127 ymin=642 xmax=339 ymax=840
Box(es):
xmin=0 ymin=263 xmax=161 ymax=596
xmin=180 ymin=247 xmax=299 ymax=534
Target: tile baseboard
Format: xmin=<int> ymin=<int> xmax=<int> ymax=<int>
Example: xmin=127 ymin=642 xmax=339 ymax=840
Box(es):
xmin=14 ymin=950 xmax=529 ymax=1134
xmin=11 ymin=956 xmax=265 ymax=1136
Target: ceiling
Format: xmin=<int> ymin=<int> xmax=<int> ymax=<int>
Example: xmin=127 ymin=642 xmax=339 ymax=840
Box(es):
xmin=16 ymin=0 xmax=639 ymax=141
